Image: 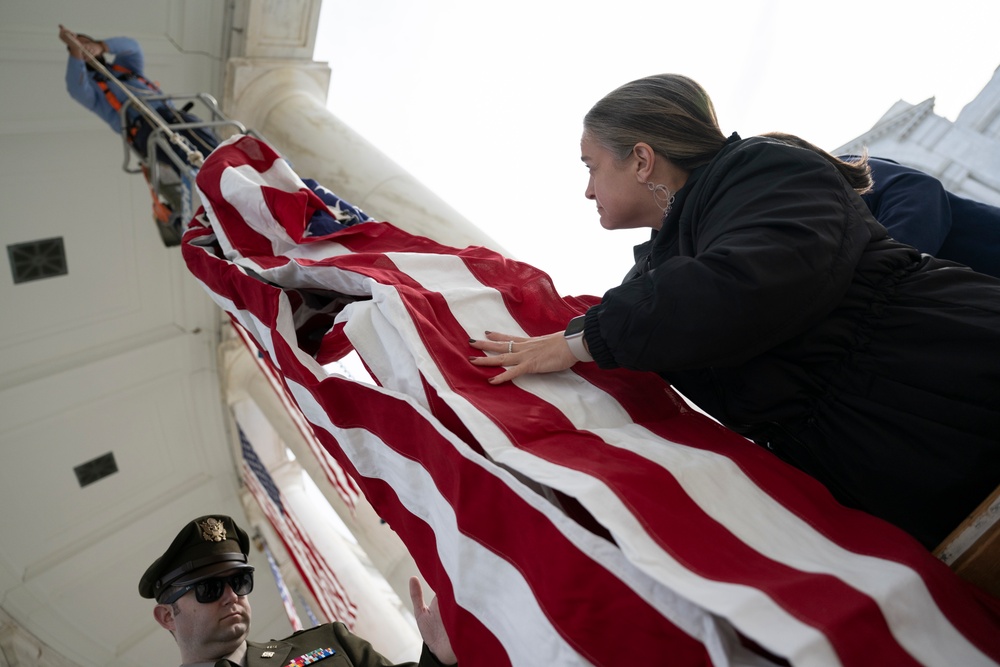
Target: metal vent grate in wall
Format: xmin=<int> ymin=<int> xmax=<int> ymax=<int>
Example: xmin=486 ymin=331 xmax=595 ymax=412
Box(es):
xmin=74 ymin=452 xmax=118 ymax=488
xmin=8 ymin=237 xmax=68 ymax=284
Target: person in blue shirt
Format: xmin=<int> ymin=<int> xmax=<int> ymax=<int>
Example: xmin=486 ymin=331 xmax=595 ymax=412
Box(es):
xmin=59 ymin=24 xmax=218 ymax=168
xmin=61 ymin=27 xmax=148 ymax=134
xmin=59 ymin=25 xmax=219 ymax=244
xmin=856 ymin=156 xmax=1000 ymax=279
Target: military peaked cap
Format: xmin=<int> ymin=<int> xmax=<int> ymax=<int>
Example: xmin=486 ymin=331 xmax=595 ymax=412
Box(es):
xmin=139 ymin=514 xmax=252 ymax=601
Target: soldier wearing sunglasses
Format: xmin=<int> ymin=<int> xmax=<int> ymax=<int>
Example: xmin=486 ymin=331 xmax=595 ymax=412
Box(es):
xmin=139 ymin=515 xmax=456 ymax=666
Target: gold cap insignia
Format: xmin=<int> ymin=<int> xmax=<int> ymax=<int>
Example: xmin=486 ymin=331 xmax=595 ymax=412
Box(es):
xmin=198 ymin=517 xmax=227 ymax=542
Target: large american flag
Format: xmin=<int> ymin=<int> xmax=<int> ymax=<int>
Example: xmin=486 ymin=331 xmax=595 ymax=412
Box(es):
xmin=183 ymin=135 xmax=1000 ymax=667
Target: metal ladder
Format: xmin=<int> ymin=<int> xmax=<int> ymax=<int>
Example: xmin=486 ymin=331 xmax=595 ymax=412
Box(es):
xmin=117 ymin=93 xmax=263 ymax=238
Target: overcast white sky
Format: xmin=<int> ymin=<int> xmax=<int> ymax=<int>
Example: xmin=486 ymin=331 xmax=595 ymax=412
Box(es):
xmin=314 ymin=0 xmax=1000 ymax=297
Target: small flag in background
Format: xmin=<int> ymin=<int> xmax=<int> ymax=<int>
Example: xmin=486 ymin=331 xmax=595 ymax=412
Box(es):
xmin=260 ymin=535 xmax=303 ymax=632
xmin=240 ymin=425 xmax=358 ymax=628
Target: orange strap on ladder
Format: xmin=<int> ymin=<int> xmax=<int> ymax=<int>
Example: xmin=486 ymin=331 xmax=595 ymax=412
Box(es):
xmin=141 ymin=164 xmax=174 ymax=225
xmin=94 ymin=63 xmax=162 ymax=113
xmin=94 ymin=64 xmax=164 ymax=144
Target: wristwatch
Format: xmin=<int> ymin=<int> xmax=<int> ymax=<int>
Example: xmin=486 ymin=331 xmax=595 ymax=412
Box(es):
xmin=564 ymin=315 xmax=593 ymax=362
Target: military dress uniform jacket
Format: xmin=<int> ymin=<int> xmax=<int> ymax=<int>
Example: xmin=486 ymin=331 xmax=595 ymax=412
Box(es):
xmin=241 ymin=622 xmax=452 ymax=667
xmin=582 ymin=133 xmax=1000 ymax=550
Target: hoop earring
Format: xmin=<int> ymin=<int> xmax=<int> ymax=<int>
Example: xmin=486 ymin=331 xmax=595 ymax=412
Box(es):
xmin=646 ymin=181 xmax=675 ymax=215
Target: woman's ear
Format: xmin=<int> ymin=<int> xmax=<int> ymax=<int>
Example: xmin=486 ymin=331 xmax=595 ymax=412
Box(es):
xmin=631 ymin=142 xmax=657 ymax=182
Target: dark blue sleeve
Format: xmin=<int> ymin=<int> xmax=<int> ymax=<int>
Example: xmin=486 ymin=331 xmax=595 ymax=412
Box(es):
xmin=860 ymin=158 xmax=952 ymax=255
xmin=936 ymin=193 xmax=1000 ymax=278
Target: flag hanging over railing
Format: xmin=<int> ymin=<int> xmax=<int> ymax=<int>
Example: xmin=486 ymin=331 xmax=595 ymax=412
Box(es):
xmin=185 ymin=135 xmax=1000 ymax=667
xmin=232 ymin=321 xmax=362 ymax=512
xmin=260 ymin=535 xmax=304 ymax=632
xmin=239 ymin=424 xmax=358 ymax=628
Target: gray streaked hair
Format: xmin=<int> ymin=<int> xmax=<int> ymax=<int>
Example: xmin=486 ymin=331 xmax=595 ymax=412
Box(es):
xmin=584 ymin=74 xmax=728 ymax=169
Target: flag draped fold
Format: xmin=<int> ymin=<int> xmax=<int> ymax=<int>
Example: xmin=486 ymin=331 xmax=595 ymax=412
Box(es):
xmin=182 ymin=135 xmax=1000 ymax=667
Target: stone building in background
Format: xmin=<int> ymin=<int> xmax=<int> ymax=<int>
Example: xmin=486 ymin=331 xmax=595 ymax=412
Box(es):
xmin=836 ymin=65 xmax=1000 ymax=207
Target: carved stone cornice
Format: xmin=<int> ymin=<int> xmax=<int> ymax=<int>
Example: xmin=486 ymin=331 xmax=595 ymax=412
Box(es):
xmin=834 ymin=98 xmax=936 ymax=155
xmin=0 ymin=609 xmax=77 ymax=667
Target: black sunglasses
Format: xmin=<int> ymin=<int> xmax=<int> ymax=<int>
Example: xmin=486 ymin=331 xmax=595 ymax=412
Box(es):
xmin=161 ymin=570 xmax=254 ymax=605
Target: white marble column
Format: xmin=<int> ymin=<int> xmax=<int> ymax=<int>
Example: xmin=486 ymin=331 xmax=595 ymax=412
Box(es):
xmin=225 ymin=59 xmax=508 ymax=252
xmin=225 ymin=0 xmax=505 ymax=249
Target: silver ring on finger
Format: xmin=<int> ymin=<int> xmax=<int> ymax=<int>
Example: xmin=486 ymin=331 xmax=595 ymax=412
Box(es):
xmin=507 ymin=341 xmax=513 ymax=354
